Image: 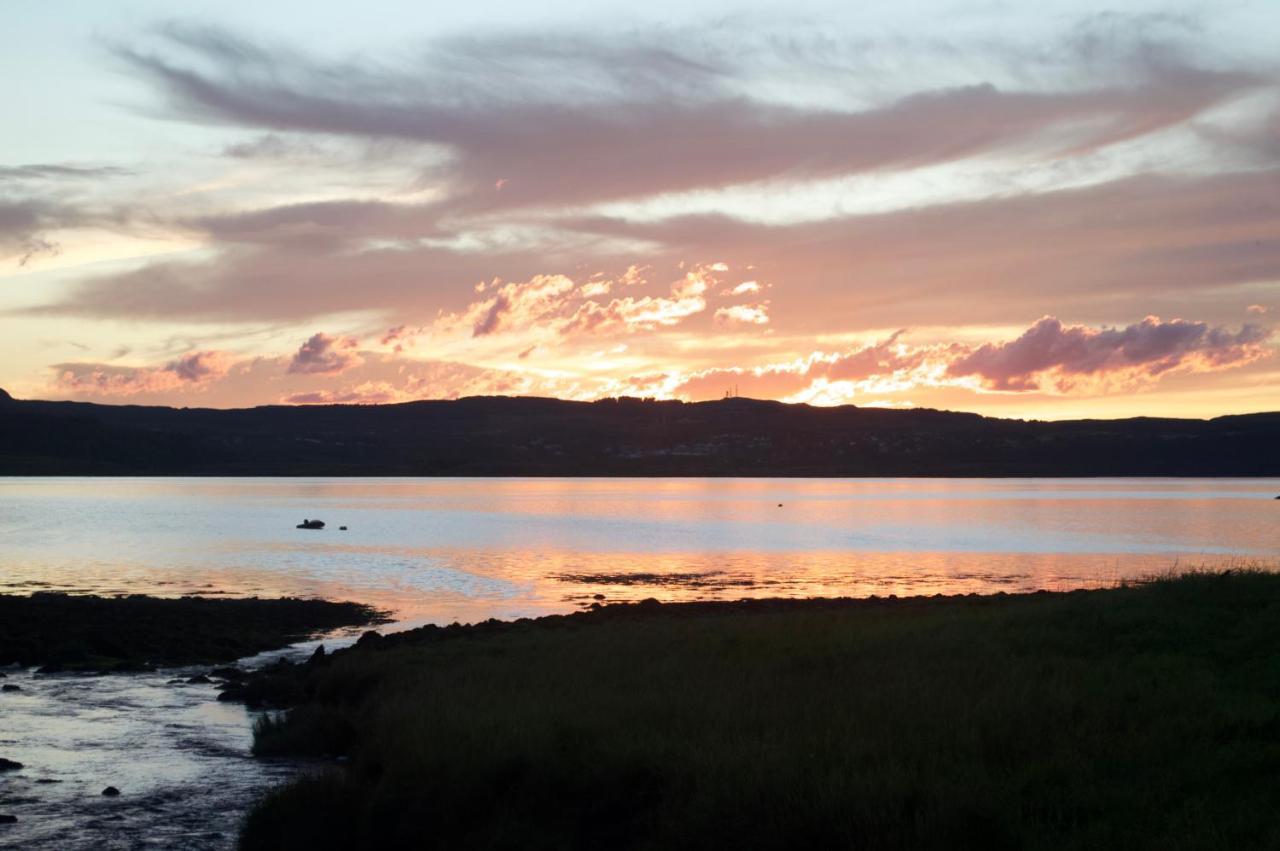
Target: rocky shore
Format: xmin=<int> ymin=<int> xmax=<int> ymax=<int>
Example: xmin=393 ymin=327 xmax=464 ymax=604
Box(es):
xmin=0 ymin=592 xmax=387 ymax=672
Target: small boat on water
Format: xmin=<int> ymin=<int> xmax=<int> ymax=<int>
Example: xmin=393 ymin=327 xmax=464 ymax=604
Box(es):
xmin=296 ymin=519 xmax=325 ymax=530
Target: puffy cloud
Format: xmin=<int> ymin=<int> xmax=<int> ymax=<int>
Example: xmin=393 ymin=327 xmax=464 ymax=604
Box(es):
xmin=287 ymin=332 xmax=361 ymax=375
xmin=670 ymin=332 xmax=931 ymax=401
xmin=165 ymin=350 xmax=231 ymax=382
xmin=43 ymin=312 xmax=1272 ymax=410
xmin=560 ymin=266 xmax=718 ymax=335
xmin=714 ymin=304 xmax=770 ymax=326
xmin=380 ymin=325 xmax=409 ymax=345
xmin=667 ymin=316 xmax=1271 ymax=402
xmin=459 ymin=274 xmax=576 ymax=337
xmin=53 ymin=349 xmax=231 ymax=396
xmin=946 ymin=315 xmax=1273 ymax=391
xmin=436 ymin=266 xmax=719 ymax=341
xmin=283 ymin=381 xmax=402 ymax=405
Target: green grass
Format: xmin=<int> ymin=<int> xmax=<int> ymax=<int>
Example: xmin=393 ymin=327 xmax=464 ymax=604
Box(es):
xmin=241 ymin=570 xmax=1280 ymax=850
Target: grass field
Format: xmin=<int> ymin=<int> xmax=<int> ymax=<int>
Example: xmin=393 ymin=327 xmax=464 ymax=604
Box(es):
xmin=240 ymin=571 xmax=1280 ymax=850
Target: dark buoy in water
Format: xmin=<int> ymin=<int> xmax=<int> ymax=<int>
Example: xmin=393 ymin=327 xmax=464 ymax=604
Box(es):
xmin=296 ymin=519 xmax=325 ymax=530
xmin=339 ymin=525 xmax=348 ymax=530
xmin=101 ymin=786 xmax=120 ymax=797
xmin=777 ymin=503 xmax=783 ymax=507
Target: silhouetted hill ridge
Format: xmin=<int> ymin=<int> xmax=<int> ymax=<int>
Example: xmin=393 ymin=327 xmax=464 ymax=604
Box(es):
xmin=0 ymin=390 xmax=1276 ymax=476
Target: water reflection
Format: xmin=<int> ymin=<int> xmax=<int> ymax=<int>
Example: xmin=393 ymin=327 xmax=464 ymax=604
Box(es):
xmin=0 ymin=663 xmax=297 ymax=850
xmin=0 ymin=477 xmax=1276 ymax=623
xmin=1 ymin=477 xmax=1277 ymax=848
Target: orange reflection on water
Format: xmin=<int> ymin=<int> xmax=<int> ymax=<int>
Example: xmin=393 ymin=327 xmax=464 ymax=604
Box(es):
xmin=1 ymin=477 xmax=1278 ymax=627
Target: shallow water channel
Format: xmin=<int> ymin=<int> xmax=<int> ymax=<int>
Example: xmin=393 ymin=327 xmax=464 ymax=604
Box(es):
xmin=0 ymin=638 xmax=344 ymax=850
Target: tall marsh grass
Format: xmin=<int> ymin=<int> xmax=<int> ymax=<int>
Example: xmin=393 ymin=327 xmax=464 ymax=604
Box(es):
xmin=242 ymin=569 xmax=1280 ymax=850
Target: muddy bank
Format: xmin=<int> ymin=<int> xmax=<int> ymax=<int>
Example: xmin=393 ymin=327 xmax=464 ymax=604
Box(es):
xmin=0 ymin=593 xmax=387 ymax=672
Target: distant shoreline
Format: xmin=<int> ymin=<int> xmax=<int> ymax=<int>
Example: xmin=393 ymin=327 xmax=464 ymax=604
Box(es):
xmin=2 ymin=392 xmax=1278 ymax=477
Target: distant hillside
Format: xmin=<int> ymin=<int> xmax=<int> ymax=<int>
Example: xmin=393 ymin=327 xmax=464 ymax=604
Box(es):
xmin=0 ymin=391 xmax=1277 ymax=476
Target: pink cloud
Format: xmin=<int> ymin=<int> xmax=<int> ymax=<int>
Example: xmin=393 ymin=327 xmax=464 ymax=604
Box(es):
xmin=946 ymin=315 xmax=1273 ymax=391
xmin=283 ymin=381 xmax=403 ymax=405
xmin=561 ymin=267 xmax=718 ymax=335
xmin=461 ymin=275 xmax=576 ymax=337
xmin=54 ymin=349 xmax=231 ymax=396
xmin=439 ymin=267 xmax=719 ymax=341
xmin=667 ymin=316 xmax=1271 ymax=402
xmin=287 ymin=332 xmax=361 ymax=375
xmin=714 ymin=303 xmax=770 ymax=326
xmin=671 ymin=332 xmax=925 ymax=401
xmin=165 ymin=350 xmax=231 ymax=382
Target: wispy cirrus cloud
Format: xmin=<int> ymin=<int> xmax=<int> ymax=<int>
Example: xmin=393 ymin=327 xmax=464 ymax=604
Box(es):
xmin=0 ymin=164 xmax=134 ymax=183
xmin=110 ymin=21 xmax=1265 ymax=216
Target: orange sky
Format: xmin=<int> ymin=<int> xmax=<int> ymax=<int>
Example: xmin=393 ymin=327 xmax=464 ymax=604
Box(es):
xmin=2 ymin=6 xmax=1277 ymax=418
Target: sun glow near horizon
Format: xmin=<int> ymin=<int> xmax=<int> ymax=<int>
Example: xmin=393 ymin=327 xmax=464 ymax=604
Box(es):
xmin=1 ymin=2 xmax=1277 ymax=418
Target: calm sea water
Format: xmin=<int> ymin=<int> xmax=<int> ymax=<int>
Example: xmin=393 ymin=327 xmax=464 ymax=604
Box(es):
xmin=2 ymin=476 xmax=1278 ymax=848
xmin=2 ymin=477 xmax=1278 ymax=623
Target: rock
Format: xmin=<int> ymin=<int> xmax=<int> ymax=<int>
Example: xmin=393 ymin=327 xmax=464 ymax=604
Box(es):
xmin=209 ymin=666 xmax=245 ymax=680
xmin=355 ymin=630 xmax=382 ymax=647
xmin=0 ymin=671 xmax=6 ymax=678
xmin=0 ymin=815 xmax=17 ymax=824
xmin=307 ymin=644 xmax=327 ymax=665
xmin=101 ymin=786 xmax=121 ymax=797
xmin=339 ymin=526 xmax=348 ymax=531
xmin=186 ymin=675 xmax=212 ymax=684
xmin=36 ymin=778 xmax=62 ymax=784
xmin=0 ymin=758 xmax=23 ymax=771
xmin=592 ymin=593 xmax=606 ymax=600
xmin=1 ymin=684 xmax=19 ymax=692
xmin=296 ymin=519 xmax=325 ymax=530
xmin=167 ymin=679 xmax=186 ymax=685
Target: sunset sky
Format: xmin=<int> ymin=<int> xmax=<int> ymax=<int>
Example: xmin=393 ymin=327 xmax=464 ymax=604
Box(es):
xmin=3 ymin=0 xmax=1278 ymax=418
